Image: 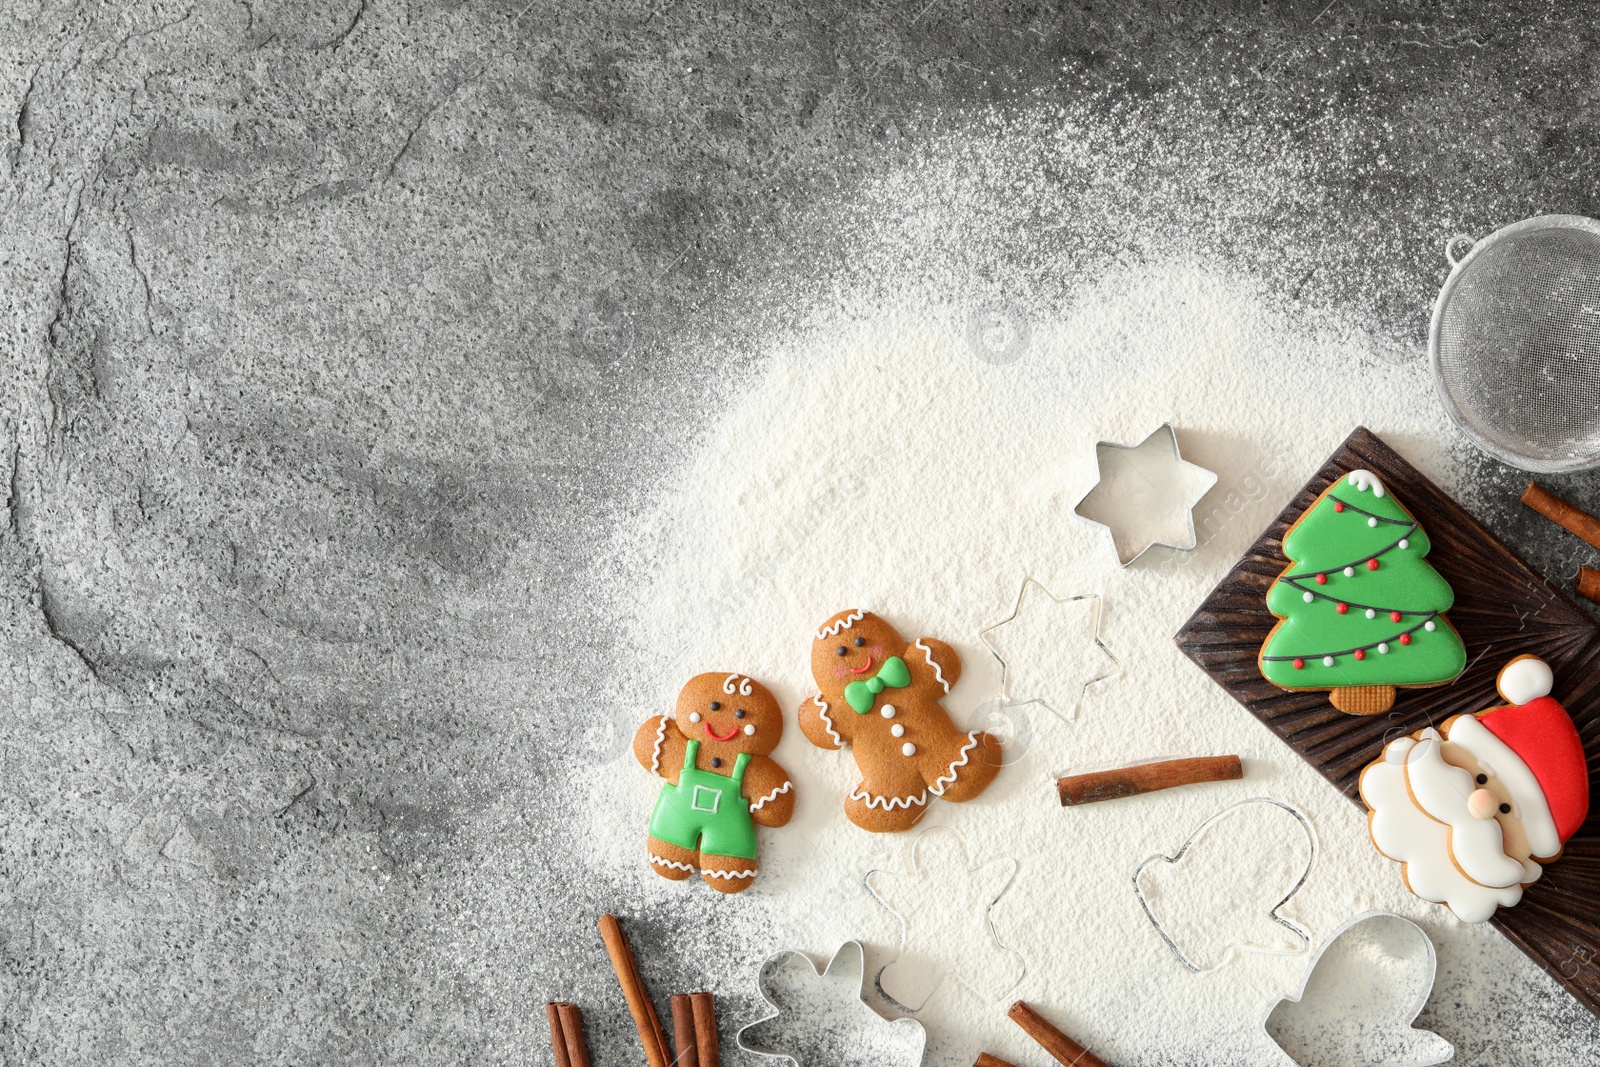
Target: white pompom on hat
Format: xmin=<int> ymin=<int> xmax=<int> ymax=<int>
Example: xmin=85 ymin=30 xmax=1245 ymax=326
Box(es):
xmin=1497 ymin=654 xmax=1554 ymax=706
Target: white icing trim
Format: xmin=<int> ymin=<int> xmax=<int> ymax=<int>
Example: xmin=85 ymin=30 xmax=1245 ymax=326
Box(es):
xmin=850 ymin=784 xmax=929 ymax=811
xmin=813 ymin=694 xmax=842 ymax=746
xmin=748 ymin=780 xmax=793 ymax=813
xmin=649 ymin=855 xmax=695 ymax=873
xmin=1448 ymin=713 xmax=1561 ymax=859
xmin=702 ymin=867 xmax=759 ymax=879
xmin=927 ymin=732 xmax=980 ymax=797
xmin=915 ymin=639 xmax=950 ymax=694
xmin=816 ymin=609 xmax=864 ymax=639
xmin=722 ymin=673 xmax=753 ymax=696
xmin=1347 ymin=469 xmax=1385 ymax=498
xmin=848 ymin=732 xmax=982 ymax=810
xmin=649 ymin=713 xmax=669 ymax=774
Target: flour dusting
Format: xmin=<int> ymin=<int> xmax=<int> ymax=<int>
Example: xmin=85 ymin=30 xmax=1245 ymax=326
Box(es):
xmin=586 ymin=106 xmax=1600 ymax=1065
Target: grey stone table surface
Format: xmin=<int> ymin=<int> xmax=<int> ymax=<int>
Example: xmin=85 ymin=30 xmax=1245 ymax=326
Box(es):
xmin=4 ymin=2 xmax=1600 ymax=1065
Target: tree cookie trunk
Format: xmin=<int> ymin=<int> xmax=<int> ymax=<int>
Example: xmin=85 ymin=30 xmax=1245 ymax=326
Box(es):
xmin=1329 ymin=684 xmax=1396 ymax=715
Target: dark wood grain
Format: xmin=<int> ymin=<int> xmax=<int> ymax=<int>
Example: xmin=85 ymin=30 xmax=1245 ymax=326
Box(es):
xmin=1176 ymin=426 xmax=1600 ymax=1018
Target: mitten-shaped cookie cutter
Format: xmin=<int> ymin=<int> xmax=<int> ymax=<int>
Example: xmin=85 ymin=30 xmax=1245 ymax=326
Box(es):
xmin=1134 ymin=797 xmax=1315 ymax=973
xmin=736 ymin=941 xmax=926 ymax=1067
xmin=1073 ymin=423 xmax=1218 ymax=566
xmin=1265 ymin=912 xmax=1452 ymax=1067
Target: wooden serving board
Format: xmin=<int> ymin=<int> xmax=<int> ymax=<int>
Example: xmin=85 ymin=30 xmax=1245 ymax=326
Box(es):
xmin=1175 ymin=426 xmax=1600 ymax=1017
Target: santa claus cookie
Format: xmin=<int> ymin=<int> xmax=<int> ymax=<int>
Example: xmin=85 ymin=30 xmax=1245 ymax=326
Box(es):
xmin=1359 ymin=655 xmax=1590 ymax=923
xmin=1260 ymin=469 xmax=1468 ymax=715
xmin=798 ymin=609 xmax=1003 ymax=833
xmin=633 ymin=672 xmax=796 ymax=894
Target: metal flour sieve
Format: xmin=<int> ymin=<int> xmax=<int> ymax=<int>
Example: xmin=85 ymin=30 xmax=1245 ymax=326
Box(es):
xmin=1430 ymin=214 xmax=1600 ymax=473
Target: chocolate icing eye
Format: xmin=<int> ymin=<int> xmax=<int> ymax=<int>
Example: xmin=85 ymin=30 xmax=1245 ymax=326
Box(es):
xmin=1499 ymin=803 xmax=1512 ymax=815
xmin=1476 ymin=774 xmax=1488 ymax=785
xmin=735 ymin=708 xmax=746 ymax=718
xmin=854 ymin=636 xmax=865 ymax=647
xmin=836 ymin=646 xmax=847 ymax=656
xmin=710 ymin=701 xmax=721 ymax=711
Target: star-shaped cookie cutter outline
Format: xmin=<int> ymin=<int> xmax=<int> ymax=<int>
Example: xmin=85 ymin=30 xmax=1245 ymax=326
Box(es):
xmin=979 ymin=577 xmax=1121 ymax=722
xmin=1073 ymin=422 xmax=1219 ymax=567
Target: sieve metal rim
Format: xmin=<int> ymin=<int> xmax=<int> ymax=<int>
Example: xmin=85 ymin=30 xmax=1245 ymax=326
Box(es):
xmin=1428 ymin=213 xmax=1600 ymax=474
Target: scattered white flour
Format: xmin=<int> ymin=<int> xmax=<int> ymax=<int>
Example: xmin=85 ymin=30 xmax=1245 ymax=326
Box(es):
xmin=584 ymin=108 xmax=1600 ymax=1066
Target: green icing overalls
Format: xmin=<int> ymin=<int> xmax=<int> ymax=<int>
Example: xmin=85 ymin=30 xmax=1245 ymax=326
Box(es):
xmin=648 ymin=740 xmax=758 ymax=860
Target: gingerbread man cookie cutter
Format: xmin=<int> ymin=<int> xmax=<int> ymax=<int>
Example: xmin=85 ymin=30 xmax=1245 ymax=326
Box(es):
xmin=1264 ymin=912 xmax=1452 ymax=1067
xmin=1073 ymin=423 xmax=1219 ymax=567
xmin=736 ymin=941 xmax=926 ymax=1067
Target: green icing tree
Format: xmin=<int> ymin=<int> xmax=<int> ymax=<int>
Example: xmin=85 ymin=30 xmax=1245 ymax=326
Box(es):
xmin=1260 ymin=469 xmax=1466 ymax=714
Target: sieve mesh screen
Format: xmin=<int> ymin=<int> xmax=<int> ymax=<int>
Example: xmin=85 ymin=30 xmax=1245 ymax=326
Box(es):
xmin=1435 ymin=224 xmax=1600 ymax=470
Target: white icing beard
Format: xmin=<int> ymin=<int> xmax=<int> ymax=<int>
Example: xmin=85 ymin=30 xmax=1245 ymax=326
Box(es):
xmin=1361 ymin=735 xmax=1526 ymax=924
xmin=1404 ymin=736 xmax=1529 ymax=889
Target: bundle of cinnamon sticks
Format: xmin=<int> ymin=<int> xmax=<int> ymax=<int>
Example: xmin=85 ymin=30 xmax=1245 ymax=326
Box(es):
xmin=1521 ymin=482 xmax=1600 ymax=606
xmin=595 ymin=912 xmax=719 ymax=1067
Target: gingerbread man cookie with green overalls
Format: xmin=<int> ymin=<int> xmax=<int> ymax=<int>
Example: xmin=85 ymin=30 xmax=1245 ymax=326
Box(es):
xmin=632 ymin=672 xmax=796 ymax=894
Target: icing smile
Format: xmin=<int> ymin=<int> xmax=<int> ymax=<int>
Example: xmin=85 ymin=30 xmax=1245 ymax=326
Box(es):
xmin=704 ymin=721 xmax=740 ymax=742
xmin=847 ymin=655 xmax=875 ymax=675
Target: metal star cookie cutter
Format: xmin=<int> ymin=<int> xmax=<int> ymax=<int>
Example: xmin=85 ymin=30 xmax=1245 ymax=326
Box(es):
xmin=1265 ymin=912 xmax=1452 ymax=1067
xmin=1073 ymin=423 xmax=1219 ymax=566
xmin=736 ymin=941 xmax=926 ymax=1067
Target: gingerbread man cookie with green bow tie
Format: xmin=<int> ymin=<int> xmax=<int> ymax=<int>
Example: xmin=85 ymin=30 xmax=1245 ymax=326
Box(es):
xmin=799 ymin=609 xmax=1003 ymax=833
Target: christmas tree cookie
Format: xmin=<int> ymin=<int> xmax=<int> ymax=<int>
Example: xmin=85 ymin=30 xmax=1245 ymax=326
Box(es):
xmin=1259 ymin=469 xmax=1466 ymax=714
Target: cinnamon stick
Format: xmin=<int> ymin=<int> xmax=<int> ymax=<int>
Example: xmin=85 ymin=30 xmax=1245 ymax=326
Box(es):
xmin=671 ymin=995 xmax=697 ymax=1067
xmin=1523 ymin=482 xmax=1600 ymax=552
xmin=1008 ymin=1000 xmax=1111 ymax=1067
xmin=598 ymin=914 xmax=670 ymax=1067
xmin=690 ymin=992 xmax=719 ymax=1067
xmin=1579 ymin=567 xmax=1600 ymax=606
xmin=546 ymin=1003 xmax=572 ymax=1067
xmin=975 ymin=1054 xmax=1022 ymax=1067
xmin=557 ymin=1002 xmax=591 ymax=1067
xmin=1058 ymin=755 xmax=1242 ymax=806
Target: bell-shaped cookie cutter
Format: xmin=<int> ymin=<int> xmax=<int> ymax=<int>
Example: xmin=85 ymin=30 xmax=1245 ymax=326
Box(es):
xmin=1073 ymin=423 xmax=1219 ymax=566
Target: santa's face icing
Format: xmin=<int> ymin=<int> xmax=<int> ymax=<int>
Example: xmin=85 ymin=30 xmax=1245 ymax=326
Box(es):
xmin=1360 ymin=729 xmax=1531 ymax=924
xmin=1402 ymin=733 xmax=1535 ymax=887
xmin=1361 ymin=654 xmax=1588 ymax=924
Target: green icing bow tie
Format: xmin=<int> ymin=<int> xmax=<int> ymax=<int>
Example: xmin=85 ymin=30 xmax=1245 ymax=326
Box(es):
xmin=844 ymin=655 xmax=911 ymax=713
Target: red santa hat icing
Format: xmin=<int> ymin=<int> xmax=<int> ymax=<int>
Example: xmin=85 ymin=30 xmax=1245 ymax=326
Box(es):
xmin=1445 ymin=655 xmax=1589 ymax=860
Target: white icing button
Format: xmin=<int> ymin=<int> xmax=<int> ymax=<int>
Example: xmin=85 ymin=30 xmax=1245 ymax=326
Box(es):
xmin=1378 ymin=642 xmax=1389 ymax=654
xmin=1303 ymin=591 xmax=1315 ymax=603
xmin=743 ymin=724 xmax=756 ymax=736
xmin=1399 ymin=538 xmax=1409 ymax=549
xmin=1323 ymin=656 xmax=1335 ymax=667
xmin=890 ymin=723 xmax=905 ymax=737
xmin=1424 ymin=620 xmax=1436 ymax=632
xmin=689 ymin=712 xmax=702 ymax=723
xmin=1344 ymin=567 xmax=1355 ymax=577
xmin=901 ymin=742 xmax=916 ymax=757
xmin=881 ymin=704 xmax=896 ymax=719
xmin=1365 ymin=608 xmax=1376 ymax=619
xmin=1368 ymin=517 xmax=1378 ymax=528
